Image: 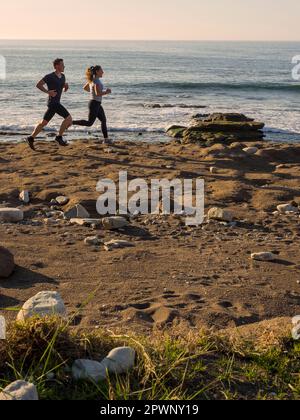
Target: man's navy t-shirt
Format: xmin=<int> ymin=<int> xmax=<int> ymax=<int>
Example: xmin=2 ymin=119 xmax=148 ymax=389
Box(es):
xmin=43 ymin=72 xmax=66 ymax=106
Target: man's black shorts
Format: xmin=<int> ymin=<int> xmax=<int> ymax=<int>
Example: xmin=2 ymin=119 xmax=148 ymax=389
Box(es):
xmin=43 ymin=103 xmax=70 ymax=122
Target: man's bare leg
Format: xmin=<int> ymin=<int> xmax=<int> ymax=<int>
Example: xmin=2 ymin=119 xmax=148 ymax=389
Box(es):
xmin=31 ymin=120 xmax=49 ymax=138
xmin=58 ymin=115 xmax=72 ymax=137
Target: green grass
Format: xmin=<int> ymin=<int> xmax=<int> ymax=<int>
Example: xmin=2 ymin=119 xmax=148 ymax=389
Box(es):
xmin=0 ymin=318 xmax=299 ymax=400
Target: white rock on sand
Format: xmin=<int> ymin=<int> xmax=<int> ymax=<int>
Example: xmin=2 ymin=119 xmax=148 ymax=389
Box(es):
xmin=0 ymin=381 xmax=38 ymax=401
xmin=207 ymin=207 xmax=233 ymax=223
xmin=251 ymin=252 xmax=276 ymax=262
xmin=277 ymin=204 xmax=298 ymax=214
xmin=70 ymin=218 xmax=102 ymax=226
xmin=19 ymin=190 xmax=30 ymax=204
xmin=17 ymin=291 xmax=66 ymax=321
xmin=0 ymin=208 xmax=24 ymax=223
xmin=72 ymin=359 xmax=108 ymax=382
xmin=243 ymin=147 xmax=258 ymax=155
xmin=55 ymin=196 xmax=69 ymax=206
xmin=102 ymin=216 xmax=129 ymax=230
xmin=84 ymin=236 xmax=101 ymax=246
xmin=104 ymin=240 xmax=134 ymax=251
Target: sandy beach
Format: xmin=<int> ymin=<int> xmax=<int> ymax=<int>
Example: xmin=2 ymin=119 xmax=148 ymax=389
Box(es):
xmin=1 ymin=137 xmax=300 ymax=334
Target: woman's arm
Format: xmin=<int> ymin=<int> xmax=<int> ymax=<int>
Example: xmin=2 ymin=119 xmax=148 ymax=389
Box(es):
xmin=95 ymin=83 xmax=111 ymax=97
xmin=83 ymin=83 xmax=90 ymax=93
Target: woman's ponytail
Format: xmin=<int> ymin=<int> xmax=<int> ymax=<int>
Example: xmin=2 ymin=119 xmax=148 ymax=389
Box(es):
xmin=86 ymin=65 xmax=102 ymax=82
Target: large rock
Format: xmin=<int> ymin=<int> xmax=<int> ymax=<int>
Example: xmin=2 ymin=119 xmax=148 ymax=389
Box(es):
xmin=0 ymin=381 xmax=38 ymax=400
xmin=72 ymin=360 xmax=108 ymax=382
xmin=171 ymin=113 xmax=265 ymax=146
xmin=0 ymin=246 xmax=14 ymax=278
xmin=17 ymin=291 xmax=66 ymax=321
xmin=0 ymin=208 xmax=24 ymax=223
xmin=208 ymin=207 xmax=234 ymax=222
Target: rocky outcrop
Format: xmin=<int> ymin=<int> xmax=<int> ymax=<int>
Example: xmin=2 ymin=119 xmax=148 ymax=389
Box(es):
xmin=167 ymin=113 xmax=265 ymax=146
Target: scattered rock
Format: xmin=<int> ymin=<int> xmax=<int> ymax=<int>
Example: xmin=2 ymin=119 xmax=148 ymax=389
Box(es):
xmin=55 ymin=196 xmax=69 ymax=206
xmin=17 ymin=291 xmax=66 ymax=321
xmin=102 ymin=347 xmax=136 ymax=374
xmin=0 ymin=381 xmax=38 ymax=401
xmin=251 ymin=252 xmax=276 ymax=262
xmin=70 ymin=218 xmax=102 ymax=227
xmin=0 ymin=246 xmax=15 ymax=278
xmin=277 ymin=204 xmax=298 ymax=214
xmin=0 ymin=208 xmax=24 ymax=223
xmin=102 ymin=216 xmax=129 ymax=230
xmin=243 ymin=147 xmax=258 ymax=155
xmin=72 ymin=360 xmax=107 ymax=382
xmin=64 ymin=204 xmax=90 ymax=220
xmin=104 ymin=240 xmax=134 ymax=251
xmin=19 ymin=190 xmax=30 ymax=204
xmin=84 ymin=236 xmax=101 ymax=246
xmin=208 ymin=207 xmax=234 ymax=222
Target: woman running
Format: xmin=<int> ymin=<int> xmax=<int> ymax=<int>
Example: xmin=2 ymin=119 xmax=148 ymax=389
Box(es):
xmin=73 ymin=65 xmax=112 ymax=144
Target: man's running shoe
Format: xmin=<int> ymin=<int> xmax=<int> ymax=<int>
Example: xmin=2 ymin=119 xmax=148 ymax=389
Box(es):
xmin=55 ymin=136 xmax=69 ymax=147
xmin=26 ymin=136 xmax=36 ymax=151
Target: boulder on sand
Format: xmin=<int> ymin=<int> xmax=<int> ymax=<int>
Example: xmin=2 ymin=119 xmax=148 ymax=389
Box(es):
xmin=0 ymin=246 xmax=15 ymax=278
xmin=167 ymin=113 xmax=265 ymax=146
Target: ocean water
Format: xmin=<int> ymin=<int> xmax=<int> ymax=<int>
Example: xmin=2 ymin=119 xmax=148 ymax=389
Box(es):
xmin=0 ymin=40 xmax=300 ymax=143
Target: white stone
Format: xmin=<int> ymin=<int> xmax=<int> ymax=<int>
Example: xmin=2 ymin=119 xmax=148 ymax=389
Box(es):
xmin=208 ymin=207 xmax=233 ymax=222
xmin=104 ymin=240 xmax=133 ymax=251
xmin=0 ymin=381 xmax=38 ymax=400
xmin=70 ymin=218 xmax=102 ymax=226
xmin=17 ymin=291 xmax=66 ymax=321
xmin=292 ymin=323 xmax=300 ymax=340
xmin=84 ymin=236 xmax=101 ymax=246
xmin=72 ymin=359 xmax=108 ymax=382
xmin=55 ymin=196 xmax=69 ymax=206
xmin=102 ymin=347 xmax=136 ymax=374
xmin=292 ymin=315 xmax=300 ymax=326
xmin=0 ymin=208 xmax=24 ymax=223
xmin=251 ymin=252 xmax=276 ymax=262
xmin=243 ymin=147 xmax=258 ymax=155
xmin=102 ymin=216 xmax=129 ymax=230
xmin=19 ymin=190 xmax=30 ymax=204
xmin=277 ymin=204 xmax=298 ymax=214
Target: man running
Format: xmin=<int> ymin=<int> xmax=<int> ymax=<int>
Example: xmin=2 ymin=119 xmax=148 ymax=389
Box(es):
xmin=26 ymin=58 xmax=72 ymax=150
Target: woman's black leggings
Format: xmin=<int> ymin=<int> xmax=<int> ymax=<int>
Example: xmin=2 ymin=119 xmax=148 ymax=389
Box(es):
xmin=73 ymin=100 xmax=108 ymax=139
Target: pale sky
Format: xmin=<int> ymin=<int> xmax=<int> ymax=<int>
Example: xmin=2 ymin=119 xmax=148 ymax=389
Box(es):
xmin=1 ymin=0 xmax=300 ymax=41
